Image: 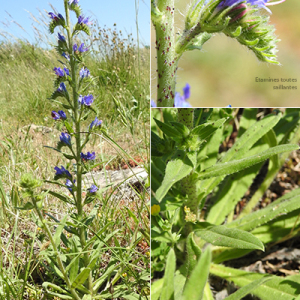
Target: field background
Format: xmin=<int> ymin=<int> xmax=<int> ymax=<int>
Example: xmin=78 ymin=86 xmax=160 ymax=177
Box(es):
xmin=151 ymin=0 xmax=300 ymax=107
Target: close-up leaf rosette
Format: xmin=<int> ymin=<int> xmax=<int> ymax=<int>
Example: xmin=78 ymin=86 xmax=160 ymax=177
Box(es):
xmin=152 ymin=0 xmax=286 ymax=107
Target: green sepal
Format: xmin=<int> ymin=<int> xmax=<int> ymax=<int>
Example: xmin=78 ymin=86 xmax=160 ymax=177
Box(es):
xmin=73 ymin=22 xmax=90 ymax=36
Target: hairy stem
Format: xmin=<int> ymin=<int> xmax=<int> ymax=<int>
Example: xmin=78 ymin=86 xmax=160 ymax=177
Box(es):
xmin=152 ymin=0 xmax=178 ymax=107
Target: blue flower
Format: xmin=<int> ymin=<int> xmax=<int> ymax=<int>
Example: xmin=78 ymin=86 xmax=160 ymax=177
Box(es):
xmin=68 ymin=0 xmax=79 ymax=4
xmin=52 ymin=110 xmax=66 ymax=120
xmin=53 ymin=67 xmax=65 ymax=77
xmin=89 ymin=117 xmax=102 ymax=130
xmin=78 ymin=43 xmax=89 ymax=53
xmin=80 ymin=152 xmax=96 ymax=161
xmin=48 ymin=12 xmax=64 ymax=21
xmin=73 ymin=43 xmax=89 ymax=53
xmin=78 ymin=15 xmax=92 ymax=26
xmin=60 ymin=132 xmax=71 ymax=146
xmin=64 ymin=68 xmax=70 ymax=76
xmin=174 ymin=84 xmax=192 ymax=107
xmin=62 ymin=52 xmax=70 ymax=60
xmin=88 ymin=184 xmax=98 ymax=193
xmin=79 ymin=67 xmax=90 ymax=78
xmin=51 ymin=111 xmax=61 ymax=120
xmin=78 ymin=94 xmax=94 ymax=106
xmin=216 ymin=0 xmax=285 ymax=13
xmin=57 ymin=82 xmax=67 ymax=93
xmin=58 ymin=110 xmax=67 ymax=120
xmin=58 ymin=33 xmax=66 ymax=42
xmin=54 ymin=166 xmax=72 ymax=178
xmin=66 ymin=179 xmax=76 ymax=192
xmin=226 ymin=105 xmax=232 ymax=107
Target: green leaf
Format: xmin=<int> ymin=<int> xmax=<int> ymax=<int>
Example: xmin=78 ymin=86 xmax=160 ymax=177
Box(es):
xmin=62 ymin=153 xmax=75 ymax=160
xmin=210 ymin=264 xmax=300 ymax=300
xmin=182 ymin=247 xmax=211 ymax=300
xmin=197 ymin=144 xmax=298 ymax=180
xmin=151 ymin=278 xmax=164 ymax=300
xmin=151 ymin=157 xmax=166 ymax=193
xmin=161 ymin=249 xmax=176 ymax=300
xmin=45 ymin=190 xmax=74 ymax=205
xmin=226 ymin=188 xmax=300 ymax=232
xmin=53 ymin=215 xmax=68 ymax=248
xmin=191 ymin=118 xmax=227 ymax=141
xmin=203 ymin=282 xmax=214 ymax=300
xmin=15 ymin=202 xmax=34 ymax=210
xmin=154 ymin=118 xmax=183 ymax=139
xmin=42 ymin=282 xmax=73 ymax=299
xmin=198 ymin=112 xmax=283 ymax=203
xmin=71 ymin=267 xmax=91 ymax=288
xmin=224 ymin=277 xmax=271 ymax=300
xmin=155 ymin=154 xmax=193 ymax=202
xmin=194 ymin=223 xmax=264 ymax=250
xmin=181 ymin=232 xmax=202 ymax=277
xmin=206 ymin=128 xmax=277 ymax=225
xmin=169 ymin=121 xmax=190 ymax=137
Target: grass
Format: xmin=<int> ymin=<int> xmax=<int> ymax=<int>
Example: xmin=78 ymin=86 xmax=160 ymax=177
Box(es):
xmin=0 ymin=3 xmax=150 ymax=299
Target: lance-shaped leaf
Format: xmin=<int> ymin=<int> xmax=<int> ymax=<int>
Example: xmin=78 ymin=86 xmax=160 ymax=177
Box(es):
xmin=210 ymin=264 xmax=300 ymax=300
xmin=197 ymin=144 xmax=298 ymax=180
xmin=181 ymin=247 xmax=211 ymax=300
xmin=191 ymin=118 xmax=228 ymax=141
xmin=154 ymin=118 xmax=183 ymax=139
xmin=71 ymin=267 xmax=91 ymax=288
xmin=160 ymin=249 xmax=176 ymax=300
xmin=155 ymin=153 xmax=193 ymax=202
xmin=194 ymin=223 xmax=264 ymax=250
xmin=226 ymin=188 xmax=300 ymax=232
xmin=224 ymin=277 xmax=271 ymax=300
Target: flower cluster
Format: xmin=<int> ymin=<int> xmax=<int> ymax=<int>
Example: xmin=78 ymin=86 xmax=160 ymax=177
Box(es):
xmin=49 ymin=3 xmax=101 ymax=198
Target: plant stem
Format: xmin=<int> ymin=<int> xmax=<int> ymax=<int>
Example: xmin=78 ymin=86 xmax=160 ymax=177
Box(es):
xmin=64 ymin=0 xmax=92 ymax=293
xmin=152 ymin=0 xmax=178 ymax=107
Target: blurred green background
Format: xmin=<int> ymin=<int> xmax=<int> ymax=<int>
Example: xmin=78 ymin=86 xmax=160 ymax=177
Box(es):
xmin=151 ymin=1 xmax=300 ymax=107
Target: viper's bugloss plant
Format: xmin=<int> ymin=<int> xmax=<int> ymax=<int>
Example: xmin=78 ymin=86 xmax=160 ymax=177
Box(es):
xmin=151 ymin=108 xmax=300 ymax=299
xmin=13 ymin=1 xmax=150 ymax=299
xmin=152 ymin=0 xmax=286 ymax=107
